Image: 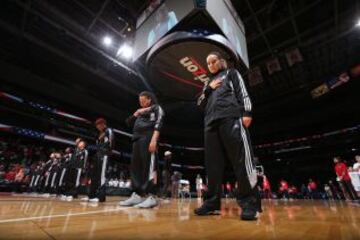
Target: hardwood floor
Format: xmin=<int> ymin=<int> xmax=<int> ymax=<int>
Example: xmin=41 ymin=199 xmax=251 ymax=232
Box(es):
xmin=0 ymin=194 xmax=360 ymax=239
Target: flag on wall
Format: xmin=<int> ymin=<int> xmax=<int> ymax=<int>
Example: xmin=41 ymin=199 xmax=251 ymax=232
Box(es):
xmin=266 ymin=57 xmax=282 ymax=75
xmin=285 ymin=48 xmax=303 ymax=67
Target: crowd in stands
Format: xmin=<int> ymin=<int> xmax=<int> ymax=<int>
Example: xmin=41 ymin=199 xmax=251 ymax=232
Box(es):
xmin=217 ymin=155 xmax=360 ymax=201
xmin=0 ymin=137 xmax=131 ymax=192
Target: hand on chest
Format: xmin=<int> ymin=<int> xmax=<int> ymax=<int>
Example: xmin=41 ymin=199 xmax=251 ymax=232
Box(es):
xmin=140 ymin=111 xmax=156 ymax=121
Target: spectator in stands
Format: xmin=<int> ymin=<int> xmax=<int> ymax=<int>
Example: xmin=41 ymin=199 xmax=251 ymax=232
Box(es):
xmin=308 ymin=179 xmax=318 ymax=199
xmin=119 ymin=179 xmax=125 ymax=188
xmin=196 ymin=174 xmax=203 ymax=199
xmin=171 ymin=171 xmax=182 ymax=198
xmin=161 ymin=151 xmax=172 ymax=198
xmin=279 ymin=179 xmax=289 ymax=200
xmin=125 ymin=179 xmax=131 ymax=189
xmin=301 ymin=184 xmax=309 ymax=199
xmin=13 ymin=165 xmax=25 ymax=192
xmin=4 ymin=166 xmax=16 ymax=182
xmin=324 ymin=184 xmax=333 ymax=200
xmin=288 ymin=185 xmax=298 ymax=199
xmin=14 ymin=165 xmax=24 ymax=182
xmin=0 ymin=164 xmax=5 ymax=181
xmin=353 ymin=155 xmax=360 ymax=172
xmin=262 ymin=175 xmax=272 ymax=199
xmin=348 ymin=166 xmax=360 ymax=192
xmin=225 ymin=181 xmax=232 ymax=198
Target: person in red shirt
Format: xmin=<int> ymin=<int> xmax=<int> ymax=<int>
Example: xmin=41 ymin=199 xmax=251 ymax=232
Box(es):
xmin=334 ymin=157 xmax=358 ymax=200
xmin=225 ymin=182 xmax=232 ymax=198
xmin=279 ymin=179 xmax=289 ymax=199
xmin=308 ymin=179 xmax=318 ymax=199
xmin=288 ymin=185 xmax=298 ymax=199
xmin=5 ymin=169 xmax=16 ymax=182
xmin=262 ymin=175 xmax=272 ymax=199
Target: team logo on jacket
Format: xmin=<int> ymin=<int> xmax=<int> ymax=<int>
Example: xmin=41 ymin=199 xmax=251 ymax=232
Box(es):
xmin=150 ymin=113 xmax=155 ymax=121
xmin=179 ymin=57 xmax=210 ymax=83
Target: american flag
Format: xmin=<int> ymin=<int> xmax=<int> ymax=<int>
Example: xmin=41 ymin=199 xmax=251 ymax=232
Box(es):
xmin=13 ymin=127 xmax=45 ymax=139
xmin=28 ymin=101 xmax=53 ymax=112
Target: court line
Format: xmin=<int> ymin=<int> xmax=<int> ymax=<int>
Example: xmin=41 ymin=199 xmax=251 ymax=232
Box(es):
xmin=0 ymin=206 xmax=130 ymax=224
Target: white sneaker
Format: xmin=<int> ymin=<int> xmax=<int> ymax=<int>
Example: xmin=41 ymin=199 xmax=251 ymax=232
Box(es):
xmin=119 ymin=192 xmax=143 ymax=207
xmin=66 ymin=196 xmax=73 ymax=202
xmin=80 ymin=196 xmax=89 ymax=201
xmin=135 ymin=196 xmax=158 ymax=209
xmin=42 ymin=193 xmax=50 ymax=198
xmin=89 ymin=198 xmax=99 ymax=203
xmin=60 ymin=195 xmax=67 ymax=200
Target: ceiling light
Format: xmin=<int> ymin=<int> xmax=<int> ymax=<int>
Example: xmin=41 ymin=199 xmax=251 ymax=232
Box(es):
xmin=117 ymin=44 xmax=133 ymax=59
xmin=103 ymin=36 xmax=112 ymax=46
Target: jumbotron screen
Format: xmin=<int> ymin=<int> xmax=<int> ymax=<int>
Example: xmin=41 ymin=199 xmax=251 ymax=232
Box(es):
xmin=206 ymin=0 xmax=249 ymax=68
xmin=133 ymin=0 xmax=195 ymax=61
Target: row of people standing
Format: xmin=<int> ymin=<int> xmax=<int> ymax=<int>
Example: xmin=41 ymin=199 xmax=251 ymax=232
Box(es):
xmin=28 ymin=138 xmax=88 ymax=201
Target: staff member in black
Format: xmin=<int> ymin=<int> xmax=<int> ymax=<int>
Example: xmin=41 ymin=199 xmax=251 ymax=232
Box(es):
xmin=41 ymin=153 xmax=56 ymax=195
xmin=119 ymin=91 xmax=164 ymax=208
xmin=194 ymin=51 xmax=259 ymax=220
xmin=49 ymin=152 xmax=62 ymax=196
xmin=65 ymin=140 xmax=88 ymax=201
xmin=88 ymin=118 xmax=114 ymax=203
xmin=59 ymin=147 xmax=73 ymax=199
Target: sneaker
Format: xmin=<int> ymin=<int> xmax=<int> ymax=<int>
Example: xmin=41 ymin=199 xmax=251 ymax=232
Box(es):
xmin=194 ymin=196 xmax=221 ymax=216
xmin=239 ymin=196 xmax=258 ymax=221
xmin=42 ymin=193 xmax=50 ymax=198
xmin=66 ymin=196 xmax=73 ymax=202
xmin=60 ymin=195 xmax=67 ymax=200
xmin=194 ymin=203 xmax=220 ymax=216
xmin=89 ymin=198 xmax=99 ymax=203
xmin=119 ymin=193 xmax=143 ymax=207
xmin=80 ymin=196 xmax=89 ymax=201
xmin=134 ymin=196 xmax=158 ymax=208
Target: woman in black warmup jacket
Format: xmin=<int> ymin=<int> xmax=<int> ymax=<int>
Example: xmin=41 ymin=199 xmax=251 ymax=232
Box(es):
xmin=194 ymin=51 xmax=260 ymax=221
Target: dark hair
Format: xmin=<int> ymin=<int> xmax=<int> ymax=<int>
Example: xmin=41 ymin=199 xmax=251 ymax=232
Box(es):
xmin=95 ymin=118 xmax=107 ymax=126
xmin=207 ymin=51 xmax=228 ymax=70
xmin=207 ymin=51 xmax=223 ymax=58
xmin=139 ymin=91 xmax=157 ymax=104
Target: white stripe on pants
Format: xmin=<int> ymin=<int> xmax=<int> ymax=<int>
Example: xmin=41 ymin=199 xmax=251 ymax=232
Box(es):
xmin=76 ymin=169 xmax=82 ymax=187
xmin=51 ymin=173 xmax=57 ymax=188
xmin=44 ymin=173 xmax=50 ymax=187
xmin=29 ymin=175 xmax=35 ymax=187
xmin=149 ymin=153 xmax=156 ymax=181
xmin=59 ymin=169 xmax=66 ymax=187
xmin=34 ymin=175 xmax=40 ymax=187
xmin=100 ymin=156 xmax=108 ymax=186
xmin=239 ymin=119 xmax=257 ymax=188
